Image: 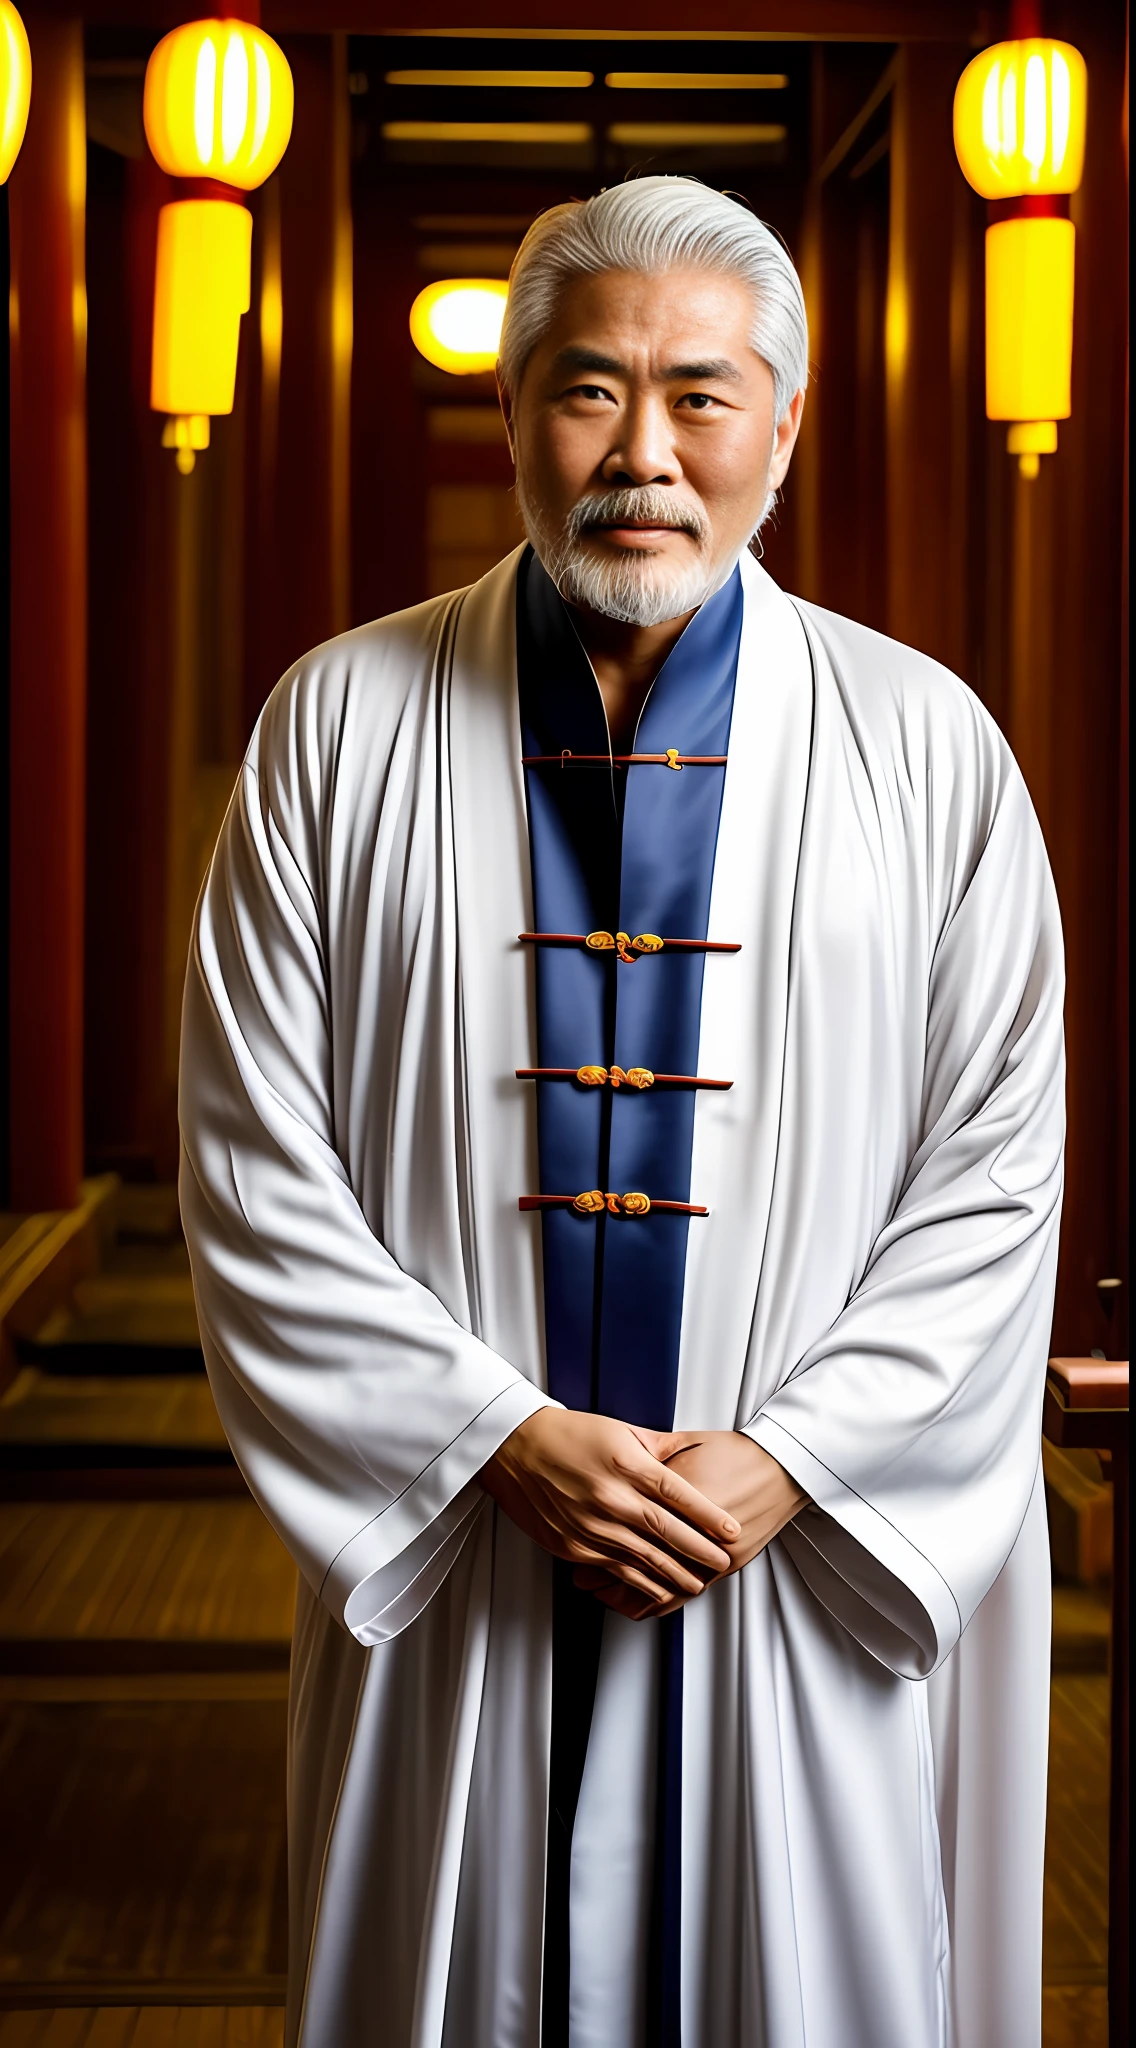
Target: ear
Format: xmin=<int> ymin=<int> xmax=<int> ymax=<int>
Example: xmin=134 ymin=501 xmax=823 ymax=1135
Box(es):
xmin=768 ymin=386 xmax=805 ymax=491
xmin=496 ymin=371 xmax=517 ymax=464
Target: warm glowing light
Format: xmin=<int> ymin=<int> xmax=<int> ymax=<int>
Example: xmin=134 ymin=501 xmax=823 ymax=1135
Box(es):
xmin=161 ymin=411 xmax=210 ymax=475
xmin=144 ymin=17 xmax=293 ymax=190
xmin=954 ymin=39 xmax=1086 ymax=198
xmin=151 ymin=199 xmax=252 ymax=419
xmin=385 ymin=120 xmax=591 ymax=148
xmin=385 ymin=69 xmax=593 ymax=88
xmin=409 ymin=279 xmax=509 ymax=374
xmin=986 ymin=215 xmax=1074 ymax=474
xmin=0 ymin=1 xmax=31 ymax=184
xmin=608 ymin=122 xmax=785 ymax=149
xmin=605 ymin=72 xmax=788 ymax=89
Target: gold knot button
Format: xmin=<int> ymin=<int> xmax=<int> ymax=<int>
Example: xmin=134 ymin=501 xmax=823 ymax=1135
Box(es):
xmin=585 ymin=930 xmax=663 ymax=963
xmin=576 ymin=1065 xmax=608 ymax=1087
xmin=665 ymin=748 xmax=682 ymax=771
xmin=610 ymin=1066 xmax=655 ymax=1090
xmin=571 ymin=1189 xmax=652 ymax=1216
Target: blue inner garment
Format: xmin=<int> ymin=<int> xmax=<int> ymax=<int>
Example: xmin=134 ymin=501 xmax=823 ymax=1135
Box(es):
xmin=518 ymin=548 xmax=742 ymax=1429
xmin=517 ymin=546 xmax=742 ymax=2046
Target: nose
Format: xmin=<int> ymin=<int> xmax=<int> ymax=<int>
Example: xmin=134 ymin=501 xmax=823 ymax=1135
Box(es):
xmin=601 ymin=392 xmax=681 ymax=488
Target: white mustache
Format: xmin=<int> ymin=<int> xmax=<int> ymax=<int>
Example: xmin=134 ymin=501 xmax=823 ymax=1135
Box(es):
xmin=565 ymin=486 xmax=707 ymax=544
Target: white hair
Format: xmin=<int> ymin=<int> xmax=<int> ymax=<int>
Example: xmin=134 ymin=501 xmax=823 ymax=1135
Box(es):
xmin=498 ymin=175 xmax=809 ymax=422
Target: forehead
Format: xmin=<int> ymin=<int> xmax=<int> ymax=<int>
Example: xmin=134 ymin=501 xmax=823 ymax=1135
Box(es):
xmin=538 ymin=265 xmax=757 ymax=367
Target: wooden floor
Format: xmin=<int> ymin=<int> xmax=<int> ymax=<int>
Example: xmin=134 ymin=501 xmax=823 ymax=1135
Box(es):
xmin=1042 ymin=1984 xmax=1109 ymax=2048
xmin=0 ymin=1503 xmax=295 ymax=1662
xmin=0 ymin=2015 xmax=284 ymax=2046
xmin=1044 ymin=1672 xmax=1111 ymax=1987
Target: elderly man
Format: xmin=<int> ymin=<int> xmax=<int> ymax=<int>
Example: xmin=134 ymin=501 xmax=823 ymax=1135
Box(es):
xmin=179 ymin=179 xmax=1063 ymax=2048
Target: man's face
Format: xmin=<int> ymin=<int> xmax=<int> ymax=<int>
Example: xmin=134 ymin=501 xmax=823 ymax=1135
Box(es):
xmin=502 ymin=265 xmax=803 ymax=625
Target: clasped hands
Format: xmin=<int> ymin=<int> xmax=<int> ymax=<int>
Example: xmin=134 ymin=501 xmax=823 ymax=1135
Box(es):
xmin=479 ymin=1408 xmax=807 ymax=1621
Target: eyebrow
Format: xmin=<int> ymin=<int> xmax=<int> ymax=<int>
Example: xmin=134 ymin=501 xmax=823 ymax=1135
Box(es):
xmin=664 ymin=357 xmax=744 ymax=382
xmin=550 ymin=346 xmax=745 ymax=384
xmin=550 ymin=346 xmax=627 ymax=376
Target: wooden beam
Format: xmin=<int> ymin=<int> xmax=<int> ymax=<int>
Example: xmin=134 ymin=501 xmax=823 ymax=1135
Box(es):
xmin=7 ymin=16 xmax=88 ymax=1213
xmin=52 ymin=3 xmax=995 ymax=40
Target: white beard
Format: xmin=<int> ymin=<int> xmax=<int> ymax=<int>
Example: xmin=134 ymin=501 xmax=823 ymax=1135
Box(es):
xmin=515 ymin=475 xmax=770 ymax=628
xmin=517 ymin=477 xmax=728 ymax=626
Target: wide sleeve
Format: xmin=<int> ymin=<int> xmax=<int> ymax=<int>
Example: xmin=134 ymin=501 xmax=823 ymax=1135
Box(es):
xmin=745 ymin=738 xmax=1064 ymax=1680
xmin=178 ymin=680 xmax=552 ymax=1647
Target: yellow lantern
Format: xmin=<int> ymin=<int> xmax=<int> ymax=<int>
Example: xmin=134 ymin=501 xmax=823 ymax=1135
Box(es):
xmin=410 ymin=280 xmax=509 ymax=375
xmin=0 ymin=1 xmax=31 ymax=184
xmin=144 ymin=18 xmax=293 ymax=471
xmin=954 ymin=37 xmax=1086 ymax=479
xmin=953 ymin=39 xmax=1086 ymax=199
xmin=985 ymin=216 xmax=1074 ymax=442
xmin=143 ymin=16 xmax=293 ymax=191
xmin=151 ymin=200 xmax=252 ymax=446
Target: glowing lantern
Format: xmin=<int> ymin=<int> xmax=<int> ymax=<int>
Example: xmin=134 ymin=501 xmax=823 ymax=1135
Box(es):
xmin=410 ymin=280 xmax=509 ymax=375
xmin=143 ymin=18 xmax=293 ymax=472
xmin=0 ymin=1 xmax=32 ymax=184
xmin=143 ymin=16 xmax=293 ymax=190
xmin=953 ymin=39 xmax=1086 ymax=199
xmin=152 ymin=200 xmax=252 ymax=468
xmin=954 ymin=38 xmax=1086 ymax=479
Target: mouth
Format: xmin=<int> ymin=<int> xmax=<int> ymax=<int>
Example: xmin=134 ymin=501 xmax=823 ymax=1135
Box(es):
xmin=584 ymin=520 xmax=695 ymax=545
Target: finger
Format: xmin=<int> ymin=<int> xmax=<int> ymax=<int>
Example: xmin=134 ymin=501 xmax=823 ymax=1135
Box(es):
xmin=581 ymin=1522 xmax=714 ymax=1596
xmin=572 ymin=1564 xmax=617 ymax=1593
xmin=634 ymin=1501 xmax=735 ymax=1573
xmin=594 ymin=1583 xmax=660 ymax=1621
xmin=567 ymin=1537 xmax=694 ymax=1601
xmin=646 ymin=1461 xmax=741 ymax=1542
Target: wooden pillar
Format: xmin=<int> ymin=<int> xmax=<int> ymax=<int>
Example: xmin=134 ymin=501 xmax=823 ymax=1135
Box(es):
xmin=247 ymin=33 xmax=352 ymax=726
xmin=7 ymin=17 xmax=87 ymax=1213
xmin=350 ymin=175 xmax=428 ymax=628
xmin=885 ymin=44 xmax=976 ymax=678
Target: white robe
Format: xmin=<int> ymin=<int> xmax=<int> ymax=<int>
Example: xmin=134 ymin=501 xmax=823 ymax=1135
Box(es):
xmin=178 ymin=548 xmax=1063 ymax=2048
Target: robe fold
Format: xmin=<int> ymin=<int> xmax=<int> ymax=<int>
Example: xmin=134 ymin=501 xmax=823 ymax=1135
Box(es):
xmin=179 ymin=545 xmax=1063 ymax=2048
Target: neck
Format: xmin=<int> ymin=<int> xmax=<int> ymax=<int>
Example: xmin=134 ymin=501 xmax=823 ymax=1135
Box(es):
xmin=569 ymin=606 xmax=696 ymax=754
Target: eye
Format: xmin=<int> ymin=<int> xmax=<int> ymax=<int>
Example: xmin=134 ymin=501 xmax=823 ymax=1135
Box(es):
xmin=677 ymin=392 xmax=718 ymax=412
xmin=569 ymin=383 xmax=614 ymax=402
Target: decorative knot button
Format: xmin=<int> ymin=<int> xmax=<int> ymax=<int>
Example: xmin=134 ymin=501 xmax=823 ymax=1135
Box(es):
xmin=585 ymin=930 xmax=664 ymax=963
xmin=665 ymin=748 xmax=682 ymax=770
xmin=574 ymin=1065 xmax=656 ymax=1089
xmin=569 ymin=1189 xmax=652 ymax=1216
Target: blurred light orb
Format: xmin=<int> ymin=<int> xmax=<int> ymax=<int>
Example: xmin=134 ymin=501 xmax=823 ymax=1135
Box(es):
xmin=410 ymin=280 xmax=509 ymax=375
xmin=954 ymin=38 xmax=1086 ymax=199
xmin=0 ymin=0 xmax=32 ymax=185
xmin=144 ymin=16 xmax=293 ymax=191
